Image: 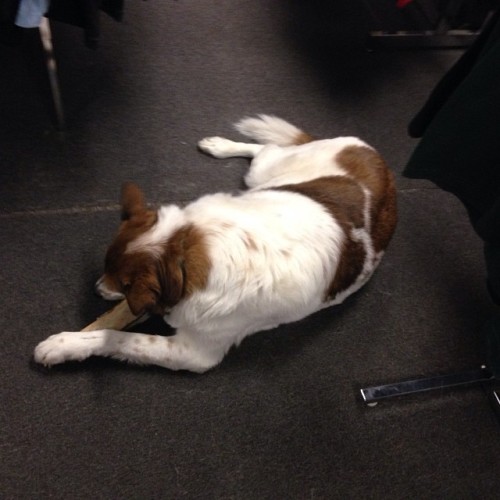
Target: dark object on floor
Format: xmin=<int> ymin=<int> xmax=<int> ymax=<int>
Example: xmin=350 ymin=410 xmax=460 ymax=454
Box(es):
xmin=362 ymin=8 xmax=500 ymax=410
xmin=405 ymin=7 xmax=500 ymax=303
xmin=361 ymin=365 xmax=495 ymax=404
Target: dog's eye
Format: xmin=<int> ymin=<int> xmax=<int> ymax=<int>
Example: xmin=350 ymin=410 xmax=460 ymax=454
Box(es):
xmin=121 ymin=281 xmax=131 ymax=292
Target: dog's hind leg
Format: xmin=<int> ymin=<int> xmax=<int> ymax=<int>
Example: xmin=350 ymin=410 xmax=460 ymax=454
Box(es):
xmin=198 ymin=136 xmax=264 ymax=159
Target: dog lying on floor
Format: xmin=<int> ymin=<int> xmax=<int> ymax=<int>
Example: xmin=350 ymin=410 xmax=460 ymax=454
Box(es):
xmin=34 ymin=115 xmax=397 ymax=372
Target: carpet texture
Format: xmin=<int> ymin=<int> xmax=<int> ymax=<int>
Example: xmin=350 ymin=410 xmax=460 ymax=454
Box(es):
xmin=1 ymin=1 xmax=499 ymax=498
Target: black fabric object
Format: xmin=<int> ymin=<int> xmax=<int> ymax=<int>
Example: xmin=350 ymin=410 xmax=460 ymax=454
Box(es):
xmin=0 ymin=0 xmax=20 ymax=22
xmin=0 ymin=0 xmax=125 ymax=49
xmin=0 ymin=0 xmax=21 ymax=45
xmin=404 ymin=8 xmax=500 ymax=303
xmin=47 ymin=0 xmax=125 ymax=49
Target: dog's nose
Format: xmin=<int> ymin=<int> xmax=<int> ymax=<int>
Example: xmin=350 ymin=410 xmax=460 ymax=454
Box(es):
xmin=94 ymin=276 xmax=106 ymax=296
xmin=94 ymin=277 xmax=103 ymax=296
xmin=95 ymin=275 xmax=125 ymax=301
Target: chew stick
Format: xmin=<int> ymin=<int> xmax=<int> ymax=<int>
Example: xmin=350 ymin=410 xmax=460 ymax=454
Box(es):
xmin=81 ymin=300 xmax=138 ymax=332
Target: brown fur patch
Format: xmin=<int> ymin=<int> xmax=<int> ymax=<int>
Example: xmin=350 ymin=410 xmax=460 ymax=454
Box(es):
xmin=160 ymin=224 xmax=212 ymax=300
xmin=294 ymin=132 xmax=315 ymax=145
xmin=102 ymin=207 xmax=159 ymax=304
xmin=121 ymin=182 xmax=150 ymax=220
xmin=275 ymin=144 xmax=397 ymax=300
xmin=102 ymin=183 xmax=211 ymax=316
xmin=335 ymin=146 xmax=397 ymax=253
xmin=114 ymin=252 xmax=163 ymax=315
xmin=275 ymin=176 xmax=368 ymax=298
xmin=276 ymin=176 xmax=366 ymax=228
xmin=102 ymin=223 xmax=211 ymax=316
xmin=327 ymin=237 xmax=366 ymax=299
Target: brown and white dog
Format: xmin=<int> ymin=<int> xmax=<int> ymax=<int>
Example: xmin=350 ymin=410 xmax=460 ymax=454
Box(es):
xmin=34 ymin=115 xmax=397 ymax=372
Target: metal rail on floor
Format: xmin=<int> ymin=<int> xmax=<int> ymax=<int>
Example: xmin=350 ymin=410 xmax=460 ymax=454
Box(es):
xmin=360 ymin=366 xmax=495 ymax=406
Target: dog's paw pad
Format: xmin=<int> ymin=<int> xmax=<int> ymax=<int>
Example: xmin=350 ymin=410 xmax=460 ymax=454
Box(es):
xmin=198 ymin=137 xmax=234 ymax=158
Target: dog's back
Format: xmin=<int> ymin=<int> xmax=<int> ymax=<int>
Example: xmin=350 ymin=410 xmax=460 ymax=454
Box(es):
xmin=184 ymin=115 xmax=397 ymax=332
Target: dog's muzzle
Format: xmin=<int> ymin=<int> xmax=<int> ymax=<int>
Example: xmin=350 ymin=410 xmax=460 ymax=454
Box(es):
xmin=95 ymin=275 xmax=125 ymax=301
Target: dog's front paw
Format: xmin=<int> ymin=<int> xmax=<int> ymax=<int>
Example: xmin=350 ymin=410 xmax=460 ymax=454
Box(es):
xmin=33 ymin=331 xmax=100 ymax=366
xmin=198 ymin=136 xmax=235 ymax=158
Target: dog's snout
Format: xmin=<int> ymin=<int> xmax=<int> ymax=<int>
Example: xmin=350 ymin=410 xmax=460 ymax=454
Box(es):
xmin=95 ymin=275 xmax=125 ymax=301
xmin=94 ymin=276 xmax=104 ymax=296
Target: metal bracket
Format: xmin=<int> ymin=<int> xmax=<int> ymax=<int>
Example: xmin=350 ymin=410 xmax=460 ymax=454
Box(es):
xmin=360 ymin=365 xmax=495 ymax=405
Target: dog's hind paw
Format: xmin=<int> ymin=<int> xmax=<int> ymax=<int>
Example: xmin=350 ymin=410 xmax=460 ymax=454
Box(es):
xmin=198 ymin=136 xmax=236 ymax=158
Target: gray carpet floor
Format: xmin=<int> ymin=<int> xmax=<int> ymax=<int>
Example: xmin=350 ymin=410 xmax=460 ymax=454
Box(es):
xmin=1 ymin=1 xmax=499 ymax=498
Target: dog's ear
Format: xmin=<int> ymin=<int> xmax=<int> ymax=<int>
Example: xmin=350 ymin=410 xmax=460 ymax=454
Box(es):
xmin=125 ymin=267 xmax=162 ymax=316
xmin=125 ymin=259 xmax=185 ymax=316
xmin=160 ymin=258 xmax=185 ymax=308
xmin=121 ymin=182 xmax=147 ymax=220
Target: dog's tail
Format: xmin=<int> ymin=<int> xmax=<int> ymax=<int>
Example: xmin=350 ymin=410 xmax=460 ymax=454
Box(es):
xmin=234 ymin=114 xmax=314 ymax=146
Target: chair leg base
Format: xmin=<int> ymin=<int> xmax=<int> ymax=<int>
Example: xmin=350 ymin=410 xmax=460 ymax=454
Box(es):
xmin=360 ymin=366 xmax=494 ymax=405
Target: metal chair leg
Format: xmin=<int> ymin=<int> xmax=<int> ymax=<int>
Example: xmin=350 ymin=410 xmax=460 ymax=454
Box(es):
xmin=39 ymin=17 xmax=65 ymax=130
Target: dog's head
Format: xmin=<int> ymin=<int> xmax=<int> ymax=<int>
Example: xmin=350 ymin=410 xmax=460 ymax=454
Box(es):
xmin=95 ymin=183 xmax=210 ymax=317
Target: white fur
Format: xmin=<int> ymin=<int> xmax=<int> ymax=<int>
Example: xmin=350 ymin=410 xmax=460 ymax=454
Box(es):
xmin=234 ymin=114 xmax=304 ymax=146
xmin=34 ymin=116 xmax=388 ymax=373
xmin=126 ymin=205 xmax=187 ymax=257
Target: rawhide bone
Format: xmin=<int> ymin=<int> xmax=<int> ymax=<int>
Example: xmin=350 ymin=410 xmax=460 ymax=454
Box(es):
xmin=81 ymin=300 xmax=138 ymax=332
